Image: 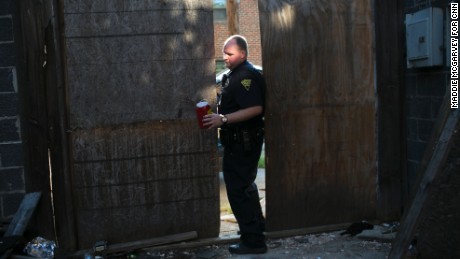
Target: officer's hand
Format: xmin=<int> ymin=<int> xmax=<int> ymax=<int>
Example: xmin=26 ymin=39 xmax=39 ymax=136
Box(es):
xmin=202 ymin=113 xmax=222 ymax=129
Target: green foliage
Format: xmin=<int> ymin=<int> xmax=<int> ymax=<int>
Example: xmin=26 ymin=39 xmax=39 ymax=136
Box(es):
xmin=220 ymin=203 xmax=233 ymax=214
xmin=258 ymin=153 xmax=265 ymax=168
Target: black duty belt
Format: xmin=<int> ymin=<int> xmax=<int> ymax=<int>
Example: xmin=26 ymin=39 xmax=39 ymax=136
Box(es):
xmin=219 ymin=127 xmax=264 ymax=150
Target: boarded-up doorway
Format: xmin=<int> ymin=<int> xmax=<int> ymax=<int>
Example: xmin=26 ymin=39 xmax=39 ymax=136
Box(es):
xmin=259 ymin=0 xmax=377 ymax=231
xmin=19 ymin=0 xmax=282 ymax=251
xmin=54 ymin=1 xmax=220 ymax=250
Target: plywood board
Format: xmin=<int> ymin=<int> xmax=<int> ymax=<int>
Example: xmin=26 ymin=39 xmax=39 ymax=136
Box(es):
xmin=61 ymin=0 xmax=219 ymax=249
xmin=69 ymin=119 xmax=219 ymax=248
xmin=259 ymin=0 xmax=376 ymax=231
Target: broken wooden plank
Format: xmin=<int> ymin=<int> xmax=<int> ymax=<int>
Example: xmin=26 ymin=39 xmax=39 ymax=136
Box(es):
xmin=145 ymin=222 xmax=357 ymax=252
xmin=10 ymin=255 xmax=37 ymax=259
xmin=71 ymin=231 xmax=198 ymax=257
xmin=0 ymin=236 xmax=22 ymax=256
xmin=389 ymin=107 xmax=460 ymax=258
xmin=265 ymin=223 xmax=354 ymax=239
xmin=2 ymin=192 xmax=41 ymax=259
xmin=5 ymin=192 xmax=42 ymax=237
xmin=107 ymin=231 xmax=198 ymax=254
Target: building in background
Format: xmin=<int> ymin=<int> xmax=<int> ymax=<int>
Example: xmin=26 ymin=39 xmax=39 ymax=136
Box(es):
xmin=213 ymin=0 xmax=263 ymax=72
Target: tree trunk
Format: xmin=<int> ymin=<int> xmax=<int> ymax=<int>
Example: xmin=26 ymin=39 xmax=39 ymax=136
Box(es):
xmin=227 ymin=0 xmax=238 ymax=35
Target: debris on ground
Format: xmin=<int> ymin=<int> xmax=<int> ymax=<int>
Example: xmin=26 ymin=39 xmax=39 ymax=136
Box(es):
xmin=23 ymin=236 xmax=56 ymax=258
xmin=117 ymin=228 xmax=393 ymax=259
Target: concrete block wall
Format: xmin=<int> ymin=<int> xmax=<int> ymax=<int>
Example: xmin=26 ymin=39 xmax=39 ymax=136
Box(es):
xmin=405 ymin=72 xmax=447 ymax=190
xmin=0 ymin=0 xmax=25 ymax=221
xmin=404 ymin=0 xmax=450 ymax=193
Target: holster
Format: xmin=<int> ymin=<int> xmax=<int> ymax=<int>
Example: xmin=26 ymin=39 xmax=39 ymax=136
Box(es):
xmin=219 ymin=128 xmax=237 ymax=147
xmin=220 ymin=127 xmax=264 ymax=151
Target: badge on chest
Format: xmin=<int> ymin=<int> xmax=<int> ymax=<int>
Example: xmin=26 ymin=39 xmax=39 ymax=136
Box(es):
xmin=241 ymin=79 xmax=252 ymax=91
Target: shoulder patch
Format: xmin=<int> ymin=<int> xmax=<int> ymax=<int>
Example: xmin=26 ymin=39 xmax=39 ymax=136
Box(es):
xmin=241 ymin=79 xmax=252 ymax=91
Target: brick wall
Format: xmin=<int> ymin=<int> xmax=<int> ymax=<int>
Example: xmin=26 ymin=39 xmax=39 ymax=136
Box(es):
xmin=214 ymin=21 xmax=228 ymax=62
xmin=0 ymin=0 xmax=25 ymax=221
xmin=403 ymin=0 xmax=450 ymax=193
xmin=213 ymin=0 xmax=263 ymax=70
xmin=239 ymin=0 xmax=262 ymax=66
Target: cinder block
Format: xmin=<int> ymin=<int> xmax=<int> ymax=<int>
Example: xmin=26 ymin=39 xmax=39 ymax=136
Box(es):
xmin=0 ymin=143 xmax=24 ymax=167
xmin=0 ymin=118 xmax=20 ymax=142
xmin=0 ymin=168 xmax=24 ymax=191
xmin=0 ymin=17 xmax=13 ymax=42
xmin=0 ymin=68 xmax=15 ymax=93
xmin=407 ymin=139 xmax=427 ymax=162
xmin=0 ymin=43 xmax=15 ymax=66
xmin=0 ymin=93 xmax=18 ymax=117
xmin=0 ymin=0 xmax=12 ymax=15
xmin=406 ymin=118 xmax=418 ymax=141
xmin=417 ymin=73 xmax=447 ymax=97
xmin=1 ymin=192 xmax=25 ymax=218
xmin=418 ymin=119 xmax=435 ymax=142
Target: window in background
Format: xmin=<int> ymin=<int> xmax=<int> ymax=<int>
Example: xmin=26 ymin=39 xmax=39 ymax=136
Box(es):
xmin=213 ymin=0 xmax=227 ymax=22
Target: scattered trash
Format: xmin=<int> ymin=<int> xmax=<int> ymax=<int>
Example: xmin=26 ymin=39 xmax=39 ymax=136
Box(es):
xmin=340 ymin=221 xmax=374 ymax=236
xmin=268 ymin=241 xmax=282 ymax=249
xmin=133 ymin=230 xmax=392 ymax=258
xmin=93 ymin=240 xmax=108 ymax=254
xmin=294 ymin=236 xmax=310 ymax=244
xmin=381 ymin=221 xmax=400 ymax=234
xmin=196 ymin=249 xmax=219 ymax=258
xmin=406 ymin=238 xmax=418 ymax=258
xmin=24 ymin=236 xmax=56 ymax=258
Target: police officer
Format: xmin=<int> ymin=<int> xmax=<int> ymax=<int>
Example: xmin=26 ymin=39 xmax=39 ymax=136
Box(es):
xmin=203 ymin=35 xmax=266 ymax=254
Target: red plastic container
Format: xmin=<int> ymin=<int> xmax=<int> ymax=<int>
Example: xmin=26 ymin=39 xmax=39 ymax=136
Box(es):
xmin=196 ymin=101 xmax=211 ymax=129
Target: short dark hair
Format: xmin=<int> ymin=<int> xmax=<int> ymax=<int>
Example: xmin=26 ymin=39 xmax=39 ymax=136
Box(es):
xmin=224 ymin=35 xmax=249 ymax=56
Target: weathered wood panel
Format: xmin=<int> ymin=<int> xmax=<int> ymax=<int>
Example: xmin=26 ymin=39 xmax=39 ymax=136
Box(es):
xmin=62 ymin=0 xmax=218 ymax=249
xmin=63 ymin=0 xmax=209 ymax=13
xmin=64 ymin=12 xmax=185 ymax=37
xmin=389 ymin=98 xmax=460 ymax=259
xmin=15 ymin=0 xmax=56 ymax=240
xmin=64 ymin=4 xmax=216 ymax=129
xmin=70 ymin=121 xmax=219 ymax=248
xmin=259 ymin=0 xmax=376 ymax=231
xmin=415 ymin=128 xmax=460 ymax=258
xmin=66 ymin=60 xmax=214 ymax=128
xmin=374 ymin=0 xmax=404 ymax=221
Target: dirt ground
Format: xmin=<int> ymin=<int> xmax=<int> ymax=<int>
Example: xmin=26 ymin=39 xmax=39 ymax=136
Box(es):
xmin=118 ymin=228 xmax=393 ymax=259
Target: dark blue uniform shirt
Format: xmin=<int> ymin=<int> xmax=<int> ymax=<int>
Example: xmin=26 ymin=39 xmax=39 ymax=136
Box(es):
xmin=219 ymin=61 xmax=265 ymax=129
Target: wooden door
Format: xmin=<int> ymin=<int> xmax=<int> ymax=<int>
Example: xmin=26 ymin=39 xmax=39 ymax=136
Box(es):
xmin=15 ymin=0 xmax=56 ymax=240
xmin=259 ymin=0 xmax=377 ymax=231
xmin=60 ymin=0 xmax=219 ymax=249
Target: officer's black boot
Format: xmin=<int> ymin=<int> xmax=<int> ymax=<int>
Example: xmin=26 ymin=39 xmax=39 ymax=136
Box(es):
xmin=229 ymin=233 xmax=267 ymax=254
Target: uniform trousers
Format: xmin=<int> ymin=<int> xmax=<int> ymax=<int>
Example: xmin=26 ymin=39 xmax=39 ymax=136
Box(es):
xmin=222 ymin=134 xmax=265 ymax=247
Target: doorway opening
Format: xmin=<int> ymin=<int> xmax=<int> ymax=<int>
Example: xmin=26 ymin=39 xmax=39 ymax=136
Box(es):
xmin=211 ymin=0 xmax=265 ymax=237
